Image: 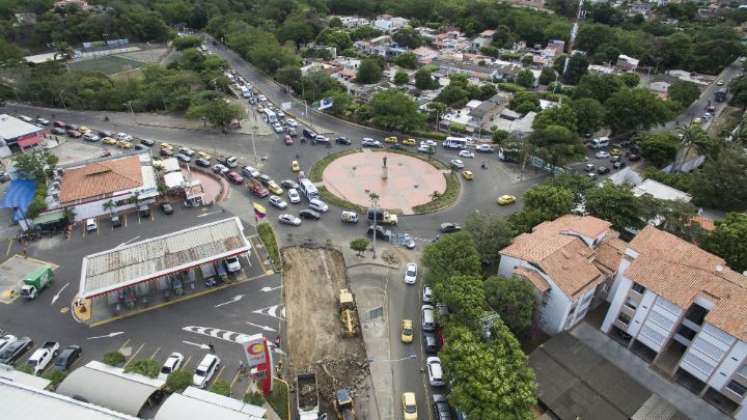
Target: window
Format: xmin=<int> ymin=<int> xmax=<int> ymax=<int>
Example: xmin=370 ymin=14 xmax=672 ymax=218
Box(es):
xmin=727 ymin=380 xmax=747 ymax=397
xmin=631 ymin=282 xmax=646 ymax=294
xmin=618 ymin=313 xmax=632 ymax=325
xmin=738 ymin=364 xmax=747 ymax=378
xmin=568 ymin=304 xmax=577 ymax=315
xmin=581 ymin=293 xmax=593 ymax=305
xmin=624 ymin=298 xmax=638 ymax=310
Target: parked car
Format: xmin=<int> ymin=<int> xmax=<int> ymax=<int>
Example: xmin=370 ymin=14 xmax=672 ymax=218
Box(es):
xmin=595 ymin=150 xmax=610 ymax=159
xmin=439 ymin=223 xmax=461 ymax=233
xmin=340 ymin=211 xmax=359 ymax=224
xmin=287 ymin=188 xmax=301 ymax=204
xmin=361 ymin=138 xmax=383 ymax=148
xmin=0 ymin=335 xmax=16 ymax=353
xmin=160 ymin=203 xmax=174 ymax=215
xmin=159 ymin=352 xmax=184 ymax=378
xmin=140 ymin=138 xmax=155 ymax=147
xmin=160 ymin=148 xmax=175 ymax=157
xmin=85 ymin=218 xmax=97 ymax=232
xmin=212 ymin=164 xmax=229 ymax=175
xmin=241 ymin=166 xmax=260 ymax=179
xmin=178 ymin=147 xmax=195 ymax=157
xmin=613 ymin=160 xmax=626 ymax=169
xmin=404 ymin=263 xmax=417 ymax=285
xmin=299 ymin=209 xmax=321 ymax=220
xmin=401 ymin=233 xmax=416 ymax=249
xmin=432 ymin=394 xmax=453 ymax=420
xmin=193 ymin=353 xmax=221 ymax=388
xmin=280 ymin=179 xmax=299 ymax=190
xmin=312 ymin=135 xmax=329 ymax=144
xmin=284 ymin=135 xmax=294 ymax=145
xmin=27 ymin=341 xmax=59 ymax=375
xmin=0 ymin=336 xmax=33 ymax=364
xmin=195 ymin=158 xmax=211 ymax=168
xmin=54 ymin=345 xmax=81 ymax=371
xmin=308 ymin=198 xmax=328 ymax=213
xmin=224 ymin=256 xmax=241 ymax=273
xmin=584 ymin=163 xmax=595 ymax=172
xmin=226 ymin=171 xmax=244 ymax=184
xmin=51 ymin=127 xmax=66 ymax=135
xmin=278 ymin=214 xmax=301 ymax=226
xmin=422 ymin=286 xmax=433 ymax=304
xmin=423 ymin=331 xmax=438 ymax=354
xmin=421 ymin=305 xmax=435 ymax=332
xmin=367 ymin=225 xmax=392 ymax=241
xmin=267 ymin=180 xmax=284 ymax=195
xmin=269 ymin=195 xmax=288 ymax=209
xmin=596 ymin=166 xmax=610 ymax=175
xmin=67 ymin=130 xmax=82 ymax=138
xmin=426 ymin=357 xmax=445 ymax=386
xmin=335 ymin=137 xmax=352 ymax=145
xmin=176 ymin=153 xmax=191 ymax=163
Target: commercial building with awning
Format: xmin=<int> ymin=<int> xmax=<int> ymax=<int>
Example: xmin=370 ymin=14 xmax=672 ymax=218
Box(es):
xmin=56 ymin=361 xmax=165 ymax=417
xmin=0 ymin=113 xmax=44 ymax=152
xmin=155 ymin=386 xmax=265 ymax=420
xmin=78 ymin=217 xmax=251 ymax=299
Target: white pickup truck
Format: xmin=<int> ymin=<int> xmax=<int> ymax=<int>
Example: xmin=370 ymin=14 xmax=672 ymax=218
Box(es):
xmin=27 ymin=341 xmax=60 ymax=375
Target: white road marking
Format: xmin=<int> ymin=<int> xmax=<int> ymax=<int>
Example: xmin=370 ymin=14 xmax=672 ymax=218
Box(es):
xmin=51 ymin=282 xmax=70 ymax=305
xmin=253 ymin=304 xmax=285 ymax=320
xmin=197 ymin=211 xmax=222 ymax=218
xmin=246 ymin=321 xmax=276 ymax=332
xmin=182 ymin=340 xmax=211 ymax=350
xmin=116 ymin=236 xmax=141 ymax=248
xmin=260 ymin=285 xmax=283 ymax=293
xmin=87 ymin=331 xmax=125 ymax=340
xmin=214 ymin=294 xmax=244 ymax=308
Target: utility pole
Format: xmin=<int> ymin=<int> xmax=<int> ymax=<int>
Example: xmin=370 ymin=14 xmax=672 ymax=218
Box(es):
xmin=562 ymin=0 xmax=586 ymax=77
xmin=369 ymin=192 xmax=379 ymax=259
xmin=250 ymin=108 xmax=258 ymax=165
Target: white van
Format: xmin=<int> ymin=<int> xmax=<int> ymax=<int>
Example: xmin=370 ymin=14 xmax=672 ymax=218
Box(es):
xmin=590 ymin=137 xmax=609 ymax=149
xmin=193 ymin=353 xmax=221 ymax=388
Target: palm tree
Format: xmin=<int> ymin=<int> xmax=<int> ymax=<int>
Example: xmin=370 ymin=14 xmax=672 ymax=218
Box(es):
xmin=103 ymin=200 xmax=116 ymax=217
xmin=675 ymin=124 xmax=716 ymax=171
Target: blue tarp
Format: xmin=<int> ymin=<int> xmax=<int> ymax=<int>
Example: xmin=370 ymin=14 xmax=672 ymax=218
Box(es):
xmin=1 ymin=179 xmax=37 ymax=221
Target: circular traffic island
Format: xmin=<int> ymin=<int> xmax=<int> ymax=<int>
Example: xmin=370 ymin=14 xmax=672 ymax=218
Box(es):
xmin=320 ymin=150 xmax=458 ymax=214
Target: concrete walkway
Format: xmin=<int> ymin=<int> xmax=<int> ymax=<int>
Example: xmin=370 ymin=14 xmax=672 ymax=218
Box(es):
xmin=571 ymin=322 xmax=729 ymax=420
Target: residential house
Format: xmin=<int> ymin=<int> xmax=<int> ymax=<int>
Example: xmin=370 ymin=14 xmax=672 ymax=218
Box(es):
xmin=492 ymin=110 xmax=537 ymax=135
xmin=616 ymin=54 xmax=640 ymax=72
xmin=502 ymin=0 xmax=546 ymax=10
xmin=545 ymin=39 xmax=565 ymax=57
xmin=412 ymin=46 xmax=439 ymax=65
xmin=354 ymin=35 xmax=395 ymax=57
xmin=14 ymin=13 xmax=37 ymax=25
xmin=335 ymin=16 xmax=371 ymax=28
xmin=0 ymin=114 xmax=45 ymax=155
xmin=648 ymin=81 xmax=671 ymax=100
xmin=50 ymin=154 xmax=159 ymax=222
xmin=602 ymin=225 xmax=747 ymax=419
xmin=588 ymin=64 xmax=616 ymax=75
xmin=470 ymin=93 xmax=510 ymax=131
xmin=433 ymin=31 xmax=470 ymax=51
xmin=415 ymin=27 xmax=438 ymax=41
xmin=434 ymin=58 xmax=495 ymax=81
xmin=471 ymin=31 xmax=494 ymax=52
xmin=300 ymin=62 xmax=335 ymax=76
xmin=632 ymin=179 xmax=692 ymax=203
xmin=490 ymin=59 xmax=524 ymax=82
xmin=54 ymin=0 xmax=90 ymax=10
xmin=628 ymin=2 xmax=655 ymax=18
xmin=498 ymin=215 xmax=625 ymax=335
xmin=372 ymin=15 xmax=409 ymax=33
xmin=667 ymin=69 xmax=710 ymax=86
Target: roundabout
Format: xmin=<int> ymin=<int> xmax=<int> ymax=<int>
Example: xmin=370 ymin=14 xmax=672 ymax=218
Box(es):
xmin=321 ymin=151 xmax=449 ymax=214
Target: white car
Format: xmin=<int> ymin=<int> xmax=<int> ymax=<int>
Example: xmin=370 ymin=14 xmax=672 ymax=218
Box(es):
xmin=422 ymin=286 xmax=433 ymax=304
xmin=426 ymin=356 xmax=445 ymax=387
xmin=241 ymin=165 xmax=260 ymax=178
xmin=404 ymin=263 xmax=417 ymax=285
xmin=212 ymin=164 xmax=229 ymax=175
xmin=115 ymin=132 xmax=133 ymax=141
xmin=458 ymin=150 xmax=475 ymax=159
xmin=288 ymin=188 xmax=301 ymax=204
xmin=361 ymin=138 xmax=383 ymax=148
xmin=422 ymin=139 xmax=438 ymax=147
xmin=0 ymin=335 xmax=17 ymax=353
xmin=27 ymin=342 xmax=59 ymax=375
xmin=269 ymin=195 xmax=288 ymax=209
xmin=85 ymin=218 xmax=97 ymax=232
xmin=450 ymin=159 xmax=465 ymax=169
xmin=273 ymin=123 xmax=284 ymax=133
xmin=418 ymin=144 xmax=432 ymax=153
xmin=475 ymin=144 xmax=493 ymax=153
xmin=224 ymin=256 xmax=241 ymax=273
xmin=159 ymin=352 xmax=184 ymax=379
xmin=193 ymin=353 xmax=221 ymax=388
xmin=278 ymin=214 xmax=302 ymax=226
xmin=595 ymin=151 xmax=610 ymax=159
xmin=286 ymin=119 xmax=298 ymax=128
xmin=309 ymin=198 xmax=329 ymax=213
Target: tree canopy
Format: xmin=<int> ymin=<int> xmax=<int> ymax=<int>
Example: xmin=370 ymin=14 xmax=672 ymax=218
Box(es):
xmin=484 ymin=275 xmax=538 ymax=338
xmin=367 ymin=89 xmax=424 ymax=132
xmin=464 ymin=211 xmax=514 ymax=266
xmin=422 ymin=232 xmax=482 ymax=286
xmin=702 ymin=212 xmax=747 ymax=273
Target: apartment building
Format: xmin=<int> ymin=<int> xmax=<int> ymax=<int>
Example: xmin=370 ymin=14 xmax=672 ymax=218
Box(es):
xmin=602 ymin=225 xmax=747 ymax=418
xmin=498 ymin=215 xmax=625 ymax=335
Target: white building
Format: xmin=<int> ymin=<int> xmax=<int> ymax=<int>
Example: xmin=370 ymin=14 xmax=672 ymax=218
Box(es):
xmin=498 ymin=215 xmax=625 ymax=335
xmin=51 ymin=154 xmax=158 ymax=222
xmin=372 ymin=15 xmax=409 ymax=33
xmin=602 ymin=225 xmax=747 ymax=419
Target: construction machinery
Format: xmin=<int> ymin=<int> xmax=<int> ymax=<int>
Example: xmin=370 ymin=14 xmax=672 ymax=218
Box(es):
xmin=296 ymin=372 xmax=320 ymax=420
xmin=338 ymin=288 xmax=360 ymax=338
xmin=335 ymin=388 xmax=356 ymax=420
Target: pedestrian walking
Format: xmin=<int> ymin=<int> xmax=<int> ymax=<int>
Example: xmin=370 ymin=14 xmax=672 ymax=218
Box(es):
xmin=274 ymin=335 xmax=281 ymax=347
xmin=208 ymin=342 xmax=215 ymax=353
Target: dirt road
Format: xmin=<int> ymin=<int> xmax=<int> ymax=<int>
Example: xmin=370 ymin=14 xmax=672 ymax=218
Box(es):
xmin=283 ymin=247 xmax=370 ymax=416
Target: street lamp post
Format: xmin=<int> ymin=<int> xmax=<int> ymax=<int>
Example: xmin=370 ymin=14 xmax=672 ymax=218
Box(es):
xmin=369 ymin=192 xmax=380 ymax=259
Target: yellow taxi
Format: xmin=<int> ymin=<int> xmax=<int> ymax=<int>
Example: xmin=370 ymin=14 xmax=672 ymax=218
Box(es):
xmin=384 ymin=136 xmax=398 ymax=144
xmin=609 ymin=147 xmax=624 ymax=157
xmin=497 ymin=194 xmax=517 ymax=205
xmin=402 ymin=138 xmax=416 ymax=146
xmin=402 ymin=392 xmax=417 ymax=420
xmin=267 ymin=181 xmax=284 ymax=195
xmin=117 ymin=140 xmax=133 ymax=149
xmin=197 ymin=151 xmax=211 ymax=160
xmin=79 ymin=126 xmax=91 ymax=134
xmin=291 ymin=160 xmax=300 ymax=172
xmin=160 ymin=143 xmax=173 ymax=150
xmin=462 ymin=170 xmax=474 ymax=180
xmin=401 ymin=320 xmax=414 ymax=343
xmin=102 ymin=137 xmax=117 ymax=145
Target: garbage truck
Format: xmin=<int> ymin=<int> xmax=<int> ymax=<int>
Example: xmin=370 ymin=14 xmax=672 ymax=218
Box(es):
xmin=20 ymin=267 xmax=54 ymax=300
xmin=296 ymin=372 xmax=320 ymax=420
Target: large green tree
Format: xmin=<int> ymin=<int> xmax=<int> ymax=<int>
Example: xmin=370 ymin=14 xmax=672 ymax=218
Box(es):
xmin=640 ymin=133 xmax=680 ymax=168
xmin=464 ymin=211 xmax=515 ymax=266
xmin=434 ymin=275 xmax=486 ymax=331
xmin=367 ymin=89 xmax=424 ymax=132
xmin=574 ymin=73 xmax=624 ymax=104
xmin=515 ymin=69 xmax=535 ymax=88
xmin=528 ymin=125 xmax=585 ymax=167
xmin=422 ymin=232 xmax=482 ymax=286
xmin=484 ymin=275 xmax=538 ymax=338
xmin=186 ymin=98 xmax=243 ymax=130
xmin=668 ymin=80 xmax=700 ymax=109
xmin=690 ymin=145 xmax=747 ymax=211
xmin=702 ymin=213 xmax=747 ymax=273
xmin=414 ymin=68 xmax=439 ymax=90
xmin=532 ymin=104 xmax=578 ymax=133
xmin=604 ymin=88 xmax=671 ymax=135
xmin=356 ymin=58 xmax=383 ymax=84
xmin=440 ymin=322 xmax=536 ymax=420
xmin=571 ymin=98 xmax=606 ymax=136
xmin=586 ymin=181 xmax=645 ymax=231
xmin=524 ymin=183 xmax=575 ymax=220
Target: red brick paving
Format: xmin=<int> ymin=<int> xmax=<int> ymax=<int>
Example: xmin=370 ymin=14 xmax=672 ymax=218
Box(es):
xmin=322 ymin=151 xmax=446 ymax=213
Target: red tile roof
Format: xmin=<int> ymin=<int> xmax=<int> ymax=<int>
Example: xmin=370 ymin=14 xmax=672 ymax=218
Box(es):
xmin=60 ymin=156 xmax=143 ymax=203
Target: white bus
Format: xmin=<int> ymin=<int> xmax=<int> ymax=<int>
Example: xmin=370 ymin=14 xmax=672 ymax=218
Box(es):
xmin=298 ymin=177 xmax=319 ymax=201
xmin=263 ymin=109 xmax=277 ymax=124
xmin=443 ymin=136 xmax=471 ymax=149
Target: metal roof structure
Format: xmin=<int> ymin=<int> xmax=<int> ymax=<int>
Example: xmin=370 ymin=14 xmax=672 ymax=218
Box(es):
xmin=79 ymin=217 xmax=251 ymax=298
xmin=0 ymin=377 xmax=138 ymax=420
xmin=0 ymin=114 xmax=42 ymax=141
xmin=55 ymin=361 xmax=164 ymax=417
xmin=155 ymin=387 xmax=265 ymax=420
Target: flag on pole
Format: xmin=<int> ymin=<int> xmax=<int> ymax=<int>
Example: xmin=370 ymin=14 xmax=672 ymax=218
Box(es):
xmin=253 ymin=203 xmax=267 ymax=222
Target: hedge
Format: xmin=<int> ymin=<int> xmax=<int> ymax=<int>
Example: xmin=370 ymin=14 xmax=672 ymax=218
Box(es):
xmin=103 ymin=351 xmax=126 ymax=367
xmin=26 ymin=178 xmax=47 ymax=219
xmin=257 ymin=222 xmax=280 ymax=270
xmin=209 ymin=380 xmax=232 ymax=396
xmin=318 ymin=186 xmax=366 ymax=214
xmin=124 ymin=358 xmax=160 ymax=378
xmin=267 ymin=379 xmax=289 ymax=420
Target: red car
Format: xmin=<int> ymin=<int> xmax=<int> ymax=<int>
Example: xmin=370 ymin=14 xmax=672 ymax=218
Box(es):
xmin=226 ymin=171 xmax=244 ymax=184
xmin=284 ymin=135 xmax=294 ymax=145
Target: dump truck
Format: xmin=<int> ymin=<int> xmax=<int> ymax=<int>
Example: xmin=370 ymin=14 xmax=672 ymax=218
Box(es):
xmin=367 ymin=209 xmax=398 ymax=225
xmin=297 ymin=372 xmax=320 ymax=420
xmin=335 ymin=389 xmax=356 ymax=420
xmin=338 ymin=289 xmax=360 ymax=337
xmin=20 ymin=267 xmax=54 ymax=300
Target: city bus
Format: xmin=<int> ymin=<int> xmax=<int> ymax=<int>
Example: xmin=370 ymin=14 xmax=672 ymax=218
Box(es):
xmin=443 ymin=136 xmax=471 ymax=149
xmin=298 ymin=177 xmax=319 ymax=201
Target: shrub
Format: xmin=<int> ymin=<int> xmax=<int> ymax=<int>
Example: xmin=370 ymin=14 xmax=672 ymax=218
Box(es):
xmin=209 ymin=379 xmax=231 ymax=396
xmin=244 ymin=391 xmax=266 ymax=405
xmin=497 ymin=82 xmax=525 ymax=93
xmin=43 ymin=369 xmax=67 ymax=386
xmin=165 ymin=370 xmax=192 ymax=392
xmin=103 ymin=351 xmax=126 ymax=367
xmin=413 ymin=172 xmax=461 ymax=214
xmin=124 ymin=358 xmax=160 ymax=378
xmin=257 ymin=222 xmax=280 ymax=270
xmin=15 ymin=363 xmax=33 ymax=374
xmin=267 ymin=379 xmax=289 ymax=420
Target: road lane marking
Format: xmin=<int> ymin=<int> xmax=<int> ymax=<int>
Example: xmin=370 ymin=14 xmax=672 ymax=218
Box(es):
xmin=182 ymin=355 xmax=192 ymax=369
xmin=118 ymin=339 xmax=131 ymax=352
xmin=123 ymin=343 xmax=145 ymax=368
xmin=229 ymin=370 xmax=241 ymax=392
xmin=5 ymin=239 xmax=12 ymax=256
xmin=214 ymin=365 xmax=226 ymax=383
xmin=150 ymin=347 xmax=161 ymax=359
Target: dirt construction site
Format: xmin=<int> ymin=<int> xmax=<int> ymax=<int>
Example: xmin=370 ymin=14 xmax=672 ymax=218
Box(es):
xmin=283 ymin=246 xmax=372 ymax=417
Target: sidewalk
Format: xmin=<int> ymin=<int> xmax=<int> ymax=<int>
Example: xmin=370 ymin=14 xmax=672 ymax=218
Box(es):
xmin=571 ymin=322 xmax=729 ymax=420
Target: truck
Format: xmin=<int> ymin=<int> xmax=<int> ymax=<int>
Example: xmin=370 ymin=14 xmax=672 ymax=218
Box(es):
xmin=367 ymin=209 xmax=398 ymax=226
xmin=338 ymin=289 xmax=360 ymax=337
xmin=296 ymin=372 xmax=320 ymax=420
xmin=27 ymin=341 xmax=59 ymax=375
xmin=20 ymin=267 xmax=54 ymax=300
xmin=335 ymin=389 xmax=356 ymax=420
xmin=715 ymin=88 xmax=728 ymax=103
